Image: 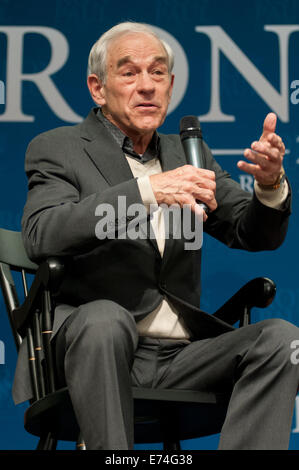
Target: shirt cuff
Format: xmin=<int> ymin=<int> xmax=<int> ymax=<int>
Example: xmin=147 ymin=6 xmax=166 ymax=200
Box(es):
xmin=136 ymin=175 xmax=159 ymax=214
xmin=254 ymin=179 xmax=289 ymax=210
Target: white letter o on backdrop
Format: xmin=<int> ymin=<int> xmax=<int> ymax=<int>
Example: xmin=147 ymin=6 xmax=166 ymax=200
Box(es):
xmin=147 ymin=24 xmax=189 ymax=115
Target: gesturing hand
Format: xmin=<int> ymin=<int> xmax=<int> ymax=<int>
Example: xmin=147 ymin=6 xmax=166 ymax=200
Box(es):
xmin=149 ymin=164 xmax=217 ymax=221
xmin=237 ymin=112 xmax=285 ymax=186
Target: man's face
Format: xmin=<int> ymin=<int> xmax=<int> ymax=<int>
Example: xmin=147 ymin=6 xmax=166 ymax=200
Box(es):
xmin=93 ymin=32 xmax=174 ymax=139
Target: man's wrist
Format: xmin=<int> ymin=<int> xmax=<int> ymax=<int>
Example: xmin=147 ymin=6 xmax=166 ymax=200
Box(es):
xmin=256 ymin=168 xmax=286 ymax=191
xmin=254 ymin=175 xmax=289 ymax=210
xmin=136 ymin=175 xmax=159 ymax=214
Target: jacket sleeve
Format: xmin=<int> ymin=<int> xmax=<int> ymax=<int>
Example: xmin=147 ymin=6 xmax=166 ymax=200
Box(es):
xmin=21 ymin=130 xmax=145 ymax=262
xmin=202 ymin=141 xmax=292 ymax=251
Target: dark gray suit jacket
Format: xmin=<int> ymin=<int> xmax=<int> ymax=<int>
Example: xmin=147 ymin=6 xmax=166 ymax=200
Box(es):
xmin=13 ymin=107 xmax=291 ymax=404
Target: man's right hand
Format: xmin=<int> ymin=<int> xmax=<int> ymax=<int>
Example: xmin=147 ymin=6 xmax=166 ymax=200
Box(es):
xmin=149 ymin=164 xmax=217 ymax=221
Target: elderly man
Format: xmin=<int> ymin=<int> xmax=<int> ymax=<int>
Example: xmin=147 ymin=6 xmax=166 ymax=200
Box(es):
xmin=15 ymin=22 xmax=299 ymax=450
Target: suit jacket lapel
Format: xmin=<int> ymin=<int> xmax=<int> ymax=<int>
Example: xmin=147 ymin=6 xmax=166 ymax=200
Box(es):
xmin=159 ymin=134 xmax=186 ymax=172
xmin=158 ymin=135 xmax=186 ymax=263
xmin=79 ymin=108 xmax=134 ymax=186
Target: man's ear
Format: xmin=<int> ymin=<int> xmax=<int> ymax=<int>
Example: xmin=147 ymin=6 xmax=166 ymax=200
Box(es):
xmin=168 ymin=74 xmax=175 ymax=101
xmin=87 ymin=74 xmax=106 ymax=106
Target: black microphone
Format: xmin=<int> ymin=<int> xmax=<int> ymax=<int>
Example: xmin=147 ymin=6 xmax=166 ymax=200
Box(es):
xmin=179 ymin=115 xmax=208 ymax=213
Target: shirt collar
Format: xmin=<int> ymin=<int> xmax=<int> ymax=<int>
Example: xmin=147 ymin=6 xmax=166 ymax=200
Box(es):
xmin=96 ymin=107 xmax=160 ymax=163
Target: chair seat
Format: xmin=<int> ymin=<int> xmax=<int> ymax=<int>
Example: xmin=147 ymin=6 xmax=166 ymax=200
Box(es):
xmin=25 ymin=388 xmax=79 ymax=441
xmin=24 ymin=386 xmax=230 ymax=444
xmin=133 ymin=387 xmax=229 ymax=443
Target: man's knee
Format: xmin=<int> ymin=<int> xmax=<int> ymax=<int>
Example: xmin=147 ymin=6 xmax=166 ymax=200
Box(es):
xmin=259 ymin=318 xmax=298 ymax=339
xmin=65 ymin=299 xmax=139 ymax=351
xmin=257 ymin=318 xmax=299 ymax=364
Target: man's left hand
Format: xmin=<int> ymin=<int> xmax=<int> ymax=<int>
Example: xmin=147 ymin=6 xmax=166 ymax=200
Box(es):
xmin=237 ymin=112 xmax=285 ymax=186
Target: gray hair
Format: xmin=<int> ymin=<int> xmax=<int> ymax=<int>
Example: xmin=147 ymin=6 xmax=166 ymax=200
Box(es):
xmin=88 ymin=22 xmax=174 ymax=83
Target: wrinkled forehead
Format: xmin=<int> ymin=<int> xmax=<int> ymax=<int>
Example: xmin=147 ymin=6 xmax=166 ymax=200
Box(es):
xmin=106 ymin=32 xmax=168 ymax=68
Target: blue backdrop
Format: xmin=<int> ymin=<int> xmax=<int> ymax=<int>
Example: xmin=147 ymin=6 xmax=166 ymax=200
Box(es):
xmin=0 ymin=0 xmax=298 ymax=450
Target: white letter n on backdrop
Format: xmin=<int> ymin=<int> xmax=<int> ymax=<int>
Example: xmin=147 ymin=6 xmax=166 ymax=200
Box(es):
xmin=195 ymin=25 xmax=299 ymax=123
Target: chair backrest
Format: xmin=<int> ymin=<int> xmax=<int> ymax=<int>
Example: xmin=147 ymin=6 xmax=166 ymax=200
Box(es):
xmin=0 ymin=228 xmax=38 ymax=349
xmin=0 ymin=228 xmax=38 ymax=272
xmin=0 ymin=228 xmax=60 ymax=400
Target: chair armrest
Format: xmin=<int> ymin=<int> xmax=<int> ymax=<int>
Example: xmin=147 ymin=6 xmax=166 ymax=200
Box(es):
xmin=212 ymin=277 xmax=276 ymax=326
xmin=13 ymin=257 xmax=65 ymax=337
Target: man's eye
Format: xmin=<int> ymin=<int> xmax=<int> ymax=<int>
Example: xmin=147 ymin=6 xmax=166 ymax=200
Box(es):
xmin=123 ymin=71 xmax=135 ymax=77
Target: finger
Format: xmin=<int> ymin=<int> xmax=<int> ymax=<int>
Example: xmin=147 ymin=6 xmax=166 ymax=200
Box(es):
xmin=245 ymin=145 xmax=281 ymax=168
xmin=261 ymin=112 xmax=277 ymax=140
xmin=180 ymin=185 xmax=217 ymax=212
xmin=192 ymin=186 xmax=217 ymax=211
xmin=237 ymin=160 xmax=261 ymax=177
xmin=195 ymin=168 xmax=216 ymax=180
xmin=192 ymin=177 xmax=216 ymax=193
xmin=255 ymin=133 xmax=284 ymax=155
xmin=238 ymin=157 xmax=276 ymax=180
xmin=243 ymin=149 xmax=269 ymax=170
xmin=249 ymin=142 xmax=281 ymax=163
xmin=187 ymin=167 xmax=216 ymax=182
xmin=182 ymin=169 xmax=216 ymax=193
xmin=267 ymin=133 xmax=284 ymax=149
xmin=268 ymin=133 xmax=285 ymax=155
xmin=194 ymin=203 xmax=208 ymax=222
xmin=181 ymin=181 xmax=215 ymax=201
xmin=183 ymin=178 xmax=217 ymax=212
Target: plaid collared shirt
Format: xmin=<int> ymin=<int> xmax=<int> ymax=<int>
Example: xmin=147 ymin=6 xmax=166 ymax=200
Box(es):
xmin=96 ymin=107 xmax=160 ymax=164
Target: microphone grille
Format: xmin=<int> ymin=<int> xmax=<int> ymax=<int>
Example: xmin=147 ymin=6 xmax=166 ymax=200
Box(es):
xmin=180 ymin=115 xmax=202 ymax=139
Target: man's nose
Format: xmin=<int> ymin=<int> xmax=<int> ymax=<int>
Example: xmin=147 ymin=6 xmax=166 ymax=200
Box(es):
xmin=136 ymin=72 xmax=155 ymax=93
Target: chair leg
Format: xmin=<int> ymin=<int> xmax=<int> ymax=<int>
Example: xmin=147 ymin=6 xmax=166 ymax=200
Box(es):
xmin=163 ymin=439 xmax=181 ymax=451
xmin=36 ymin=432 xmax=57 ymax=450
xmin=47 ymin=435 xmax=58 ymax=450
xmin=76 ymin=433 xmax=86 ymax=450
xmin=36 ymin=434 xmax=49 ymax=450
xmin=160 ymin=406 xmax=181 ymax=452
